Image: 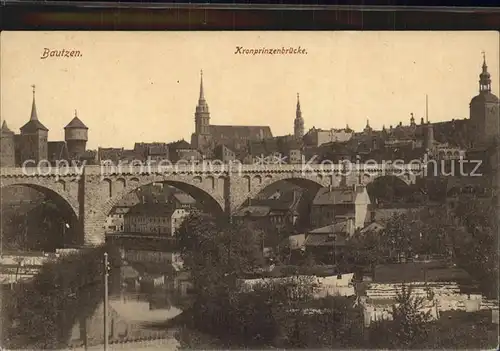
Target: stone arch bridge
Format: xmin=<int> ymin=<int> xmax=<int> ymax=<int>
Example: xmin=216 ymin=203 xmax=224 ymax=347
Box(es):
xmin=0 ymin=162 xmax=423 ymax=246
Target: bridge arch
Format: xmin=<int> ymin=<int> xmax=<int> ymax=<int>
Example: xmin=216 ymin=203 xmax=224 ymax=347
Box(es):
xmin=0 ymin=179 xmax=79 ymax=219
xmin=0 ymin=182 xmax=81 ymax=248
xmin=87 ymin=176 xmax=226 ymax=240
xmin=232 ymin=174 xmax=325 ymax=213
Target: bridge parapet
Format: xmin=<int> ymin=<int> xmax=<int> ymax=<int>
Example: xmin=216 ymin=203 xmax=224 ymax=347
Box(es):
xmin=1 ymin=166 xmax=84 ymax=177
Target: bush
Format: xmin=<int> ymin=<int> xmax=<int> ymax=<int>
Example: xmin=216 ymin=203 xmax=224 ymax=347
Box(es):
xmin=2 ymin=243 xmax=121 ymax=349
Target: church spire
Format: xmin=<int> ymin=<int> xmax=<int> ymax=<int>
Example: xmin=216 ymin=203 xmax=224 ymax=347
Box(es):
xmin=30 ymin=84 xmax=38 ymax=121
xmin=195 ymin=70 xmax=210 ymax=135
xmin=199 ymin=70 xmax=205 ymax=101
xmin=479 ymin=51 xmax=491 ymax=93
xmin=294 ymin=93 xmax=304 ymax=139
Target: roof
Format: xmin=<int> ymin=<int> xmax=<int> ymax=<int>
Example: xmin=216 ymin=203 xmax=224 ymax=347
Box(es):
xmin=20 ymin=94 xmax=49 ymax=133
xmin=373 ymin=262 xmax=473 ymax=284
xmin=1 ymin=120 xmax=14 ymax=135
xmin=168 ymin=139 xmax=193 ymax=150
xmin=171 ymin=192 xmax=196 ymax=205
xmin=309 ymin=221 xmax=350 ymax=235
xmin=251 ymin=189 xmax=304 ymax=212
xmin=115 ymin=191 xmax=141 ymax=207
xmin=209 ymin=125 xmax=273 ymax=142
xmin=48 ymin=141 xmax=69 ymax=161
xmin=64 ymin=116 xmax=88 ymax=129
xmin=304 ymin=234 xmax=347 ymax=247
xmin=234 ymin=205 xmax=271 ymax=217
xmin=470 ymin=92 xmax=499 ymax=104
xmin=126 ymin=203 xmax=177 ymax=217
xmin=110 ymin=207 xmax=131 ymax=215
xmin=313 ymin=187 xmax=356 ymax=205
xmin=133 ymin=142 xmax=169 ymax=156
xmin=20 ymin=119 xmax=48 ymax=133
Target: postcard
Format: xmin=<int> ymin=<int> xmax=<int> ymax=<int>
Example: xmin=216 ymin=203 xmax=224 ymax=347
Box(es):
xmin=0 ymin=31 xmax=498 ymax=350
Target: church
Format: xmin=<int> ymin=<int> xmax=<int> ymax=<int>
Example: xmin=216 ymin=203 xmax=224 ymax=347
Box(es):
xmin=190 ymin=71 xmax=275 ymax=157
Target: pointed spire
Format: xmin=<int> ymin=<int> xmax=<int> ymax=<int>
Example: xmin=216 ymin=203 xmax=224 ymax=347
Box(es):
xmin=482 ymin=50 xmax=487 ymax=70
xmin=294 ymin=93 xmax=304 ymax=139
xmin=30 ymin=84 xmax=38 ymax=121
xmin=1 ymin=120 xmax=13 ymax=134
xmin=199 ymin=70 xmax=205 ymax=101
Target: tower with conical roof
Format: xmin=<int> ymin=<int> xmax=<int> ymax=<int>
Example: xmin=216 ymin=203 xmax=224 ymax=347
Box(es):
xmin=293 ymin=93 xmax=304 ymax=139
xmin=469 ymin=52 xmax=499 ymax=146
xmin=65 ymin=109 xmax=88 ymax=159
xmin=294 ymin=93 xmax=304 ymax=139
xmin=1 ymin=120 xmax=15 ymax=166
xmin=20 ymin=85 xmax=49 ymax=164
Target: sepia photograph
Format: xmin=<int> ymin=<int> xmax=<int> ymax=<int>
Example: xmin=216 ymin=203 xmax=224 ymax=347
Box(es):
xmin=0 ymin=31 xmax=499 ymax=350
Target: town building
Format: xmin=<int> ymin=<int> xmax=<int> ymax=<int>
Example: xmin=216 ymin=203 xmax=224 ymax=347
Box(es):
xmin=133 ymin=142 xmax=169 ymax=164
xmin=124 ymin=204 xmax=190 ymax=236
xmin=233 ymin=188 xmax=307 ymax=231
xmin=303 ymin=222 xmax=350 ymax=264
xmin=310 ymin=185 xmax=371 ymax=230
xmin=167 ymin=139 xmax=202 ymax=163
xmin=303 ymin=126 xmax=354 ymax=147
xmin=104 ymin=191 xmax=141 ymax=233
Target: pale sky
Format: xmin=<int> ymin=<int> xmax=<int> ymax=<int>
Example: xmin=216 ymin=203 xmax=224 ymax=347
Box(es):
xmin=1 ymin=31 xmax=498 ymax=150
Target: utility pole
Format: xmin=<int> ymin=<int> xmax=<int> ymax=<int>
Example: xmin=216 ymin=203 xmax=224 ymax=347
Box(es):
xmin=103 ymin=252 xmax=109 ymax=351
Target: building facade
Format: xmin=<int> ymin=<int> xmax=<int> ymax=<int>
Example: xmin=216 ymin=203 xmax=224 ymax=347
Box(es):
xmin=124 ymin=205 xmax=190 ymax=236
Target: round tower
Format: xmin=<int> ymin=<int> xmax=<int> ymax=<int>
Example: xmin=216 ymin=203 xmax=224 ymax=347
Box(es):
xmin=64 ymin=110 xmax=88 ymax=159
xmin=1 ymin=120 xmax=15 ymax=167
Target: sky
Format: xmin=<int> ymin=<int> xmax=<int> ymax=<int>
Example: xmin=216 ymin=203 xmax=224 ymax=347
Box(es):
xmin=1 ymin=31 xmax=498 ymax=150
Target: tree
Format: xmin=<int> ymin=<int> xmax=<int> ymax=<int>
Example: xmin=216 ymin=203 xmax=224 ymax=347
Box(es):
xmin=452 ymin=198 xmax=498 ymax=298
xmin=389 ymin=285 xmax=432 ymax=348
xmin=370 ymin=285 xmax=432 ymax=349
xmin=176 ymin=212 xmax=266 ymax=339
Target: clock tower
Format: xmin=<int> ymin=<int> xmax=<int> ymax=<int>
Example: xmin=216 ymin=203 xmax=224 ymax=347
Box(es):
xmin=469 ymin=52 xmax=499 ymax=146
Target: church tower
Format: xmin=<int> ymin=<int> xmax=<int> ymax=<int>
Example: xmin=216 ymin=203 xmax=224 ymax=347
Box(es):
xmin=64 ymin=109 xmax=88 ymax=160
xmin=20 ymin=85 xmax=49 ymax=164
xmin=195 ymin=70 xmax=210 ymax=136
xmin=1 ymin=120 xmax=15 ymax=167
xmin=294 ymin=93 xmax=304 ymax=139
xmin=191 ymin=70 xmax=213 ymax=151
xmin=469 ymin=52 xmax=499 ymax=146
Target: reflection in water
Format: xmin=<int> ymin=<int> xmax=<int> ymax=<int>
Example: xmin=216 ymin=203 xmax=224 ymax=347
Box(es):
xmin=109 ymin=261 xmax=192 ymax=324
